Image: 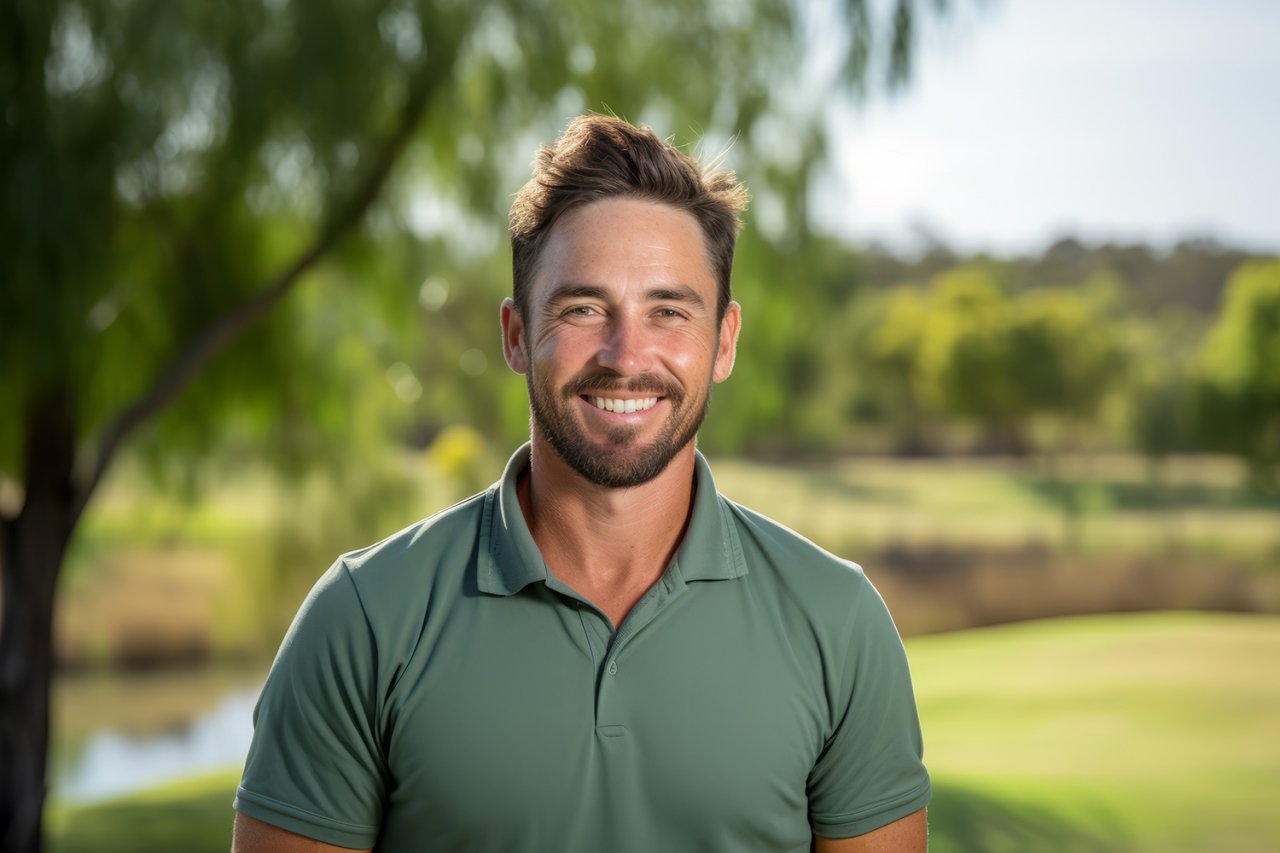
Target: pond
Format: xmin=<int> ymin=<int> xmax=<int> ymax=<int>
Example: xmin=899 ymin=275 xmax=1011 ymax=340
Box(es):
xmin=51 ymin=666 xmax=267 ymax=804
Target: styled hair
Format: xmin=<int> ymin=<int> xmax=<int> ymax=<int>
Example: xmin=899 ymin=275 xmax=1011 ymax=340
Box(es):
xmin=509 ymin=113 xmax=749 ymax=320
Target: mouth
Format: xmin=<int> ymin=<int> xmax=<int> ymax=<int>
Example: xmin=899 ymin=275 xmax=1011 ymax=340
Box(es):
xmin=582 ymin=395 xmax=661 ymax=414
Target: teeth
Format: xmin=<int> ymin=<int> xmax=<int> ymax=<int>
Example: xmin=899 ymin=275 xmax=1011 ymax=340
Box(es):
xmin=591 ymin=396 xmax=657 ymax=413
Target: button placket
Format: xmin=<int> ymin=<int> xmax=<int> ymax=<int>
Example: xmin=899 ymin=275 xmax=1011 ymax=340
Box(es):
xmin=593 ymin=568 xmax=687 ymax=734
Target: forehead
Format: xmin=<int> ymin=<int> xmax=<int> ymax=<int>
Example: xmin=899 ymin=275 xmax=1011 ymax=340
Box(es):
xmin=529 ymin=197 xmax=715 ymax=303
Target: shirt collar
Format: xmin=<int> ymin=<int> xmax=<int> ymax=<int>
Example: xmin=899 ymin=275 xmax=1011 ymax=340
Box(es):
xmin=477 ymin=443 xmax=747 ymax=597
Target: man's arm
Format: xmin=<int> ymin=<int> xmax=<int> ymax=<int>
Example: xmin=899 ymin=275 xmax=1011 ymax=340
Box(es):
xmin=232 ymin=812 xmax=372 ymax=853
xmin=234 ymin=561 xmax=388 ymax=849
xmin=814 ymin=808 xmax=927 ymax=853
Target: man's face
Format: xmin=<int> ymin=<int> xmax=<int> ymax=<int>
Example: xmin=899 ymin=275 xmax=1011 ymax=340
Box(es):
xmin=501 ymin=197 xmax=740 ymax=488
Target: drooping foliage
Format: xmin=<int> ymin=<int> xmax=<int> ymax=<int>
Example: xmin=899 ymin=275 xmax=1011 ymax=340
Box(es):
xmin=1 ymin=1 xmax=947 ymax=849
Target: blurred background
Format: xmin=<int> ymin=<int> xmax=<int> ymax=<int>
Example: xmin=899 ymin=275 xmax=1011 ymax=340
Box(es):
xmin=2 ymin=0 xmax=1278 ymax=851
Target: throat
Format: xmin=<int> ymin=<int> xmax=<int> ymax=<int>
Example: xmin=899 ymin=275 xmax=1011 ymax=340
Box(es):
xmin=520 ymin=451 xmax=697 ymax=622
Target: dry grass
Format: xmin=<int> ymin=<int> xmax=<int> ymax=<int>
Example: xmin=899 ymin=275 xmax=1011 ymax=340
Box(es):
xmin=868 ymin=541 xmax=1280 ymax=635
xmin=52 ymin=665 xmax=266 ymax=744
xmin=57 ymin=548 xmax=234 ymax=669
xmin=55 ymin=450 xmax=1279 ymax=668
xmin=711 ymin=452 xmax=1280 ymax=559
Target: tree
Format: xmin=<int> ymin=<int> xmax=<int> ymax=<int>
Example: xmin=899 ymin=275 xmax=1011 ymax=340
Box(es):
xmin=1194 ymin=259 xmax=1280 ymax=488
xmin=1 ymin=1 xmax=957 ymax=848
xmin=1005 ymin=283 xmax=1124 ymax=434
xmin=849 ymin=284 xmax=937 ymax=452
xmin=907 ymin=266 xmax=1125 ymax=453
xmin=914 ymin=267 xmax=1029 ymax=448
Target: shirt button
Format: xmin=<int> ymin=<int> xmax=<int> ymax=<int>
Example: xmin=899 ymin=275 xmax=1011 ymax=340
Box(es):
xmin=607 ymin=660 xmax=618 ymax=676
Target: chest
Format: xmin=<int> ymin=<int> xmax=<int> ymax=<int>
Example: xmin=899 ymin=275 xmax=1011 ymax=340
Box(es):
xmin=376 ymin=583 xmax=831 ymax=852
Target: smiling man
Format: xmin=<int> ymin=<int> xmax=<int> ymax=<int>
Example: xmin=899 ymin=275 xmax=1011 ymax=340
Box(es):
xmin=232 ymin=114 xmax=930 ymax=852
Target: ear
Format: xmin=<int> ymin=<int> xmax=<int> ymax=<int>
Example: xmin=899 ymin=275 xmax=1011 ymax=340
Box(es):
xmin=712 ymin=300 xmax=741 ymax=384
xmin=500 ymin=298 xmax=529 ymax=374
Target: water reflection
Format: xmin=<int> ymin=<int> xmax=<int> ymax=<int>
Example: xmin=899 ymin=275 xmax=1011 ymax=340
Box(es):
xmin=58 ymin=684 xmax=261 ymax=804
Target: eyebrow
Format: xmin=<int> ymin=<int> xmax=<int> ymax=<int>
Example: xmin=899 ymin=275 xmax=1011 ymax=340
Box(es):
xmin=649 ymin=287 xmax=707 ymax=309
xmin=544 ymin=283 xmax=707 ymax=310
xmin=545 ymin=284 xmax=610 ymax=304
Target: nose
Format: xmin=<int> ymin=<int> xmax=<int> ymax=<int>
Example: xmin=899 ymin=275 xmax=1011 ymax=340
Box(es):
xmin=596 ymin=314 xmax=652 ymax=374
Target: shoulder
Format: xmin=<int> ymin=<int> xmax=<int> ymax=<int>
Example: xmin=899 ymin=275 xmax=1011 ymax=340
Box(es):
xmin=719 ymin=494 xmax=913 ymax=719
xmin=718 ymin=494 xmax=904 ymax=656
xmin=293 ymin=488 xmax=492 ymax=646
xmin=340 ymin=488 xmax=491 ymax=578
xmin=332 ymin=481 xmax=491 ymax=594
xmin=722 ymin=496 xmax=874 ymax=600
xmin=266 ymin=488 xmax=495 ymax=714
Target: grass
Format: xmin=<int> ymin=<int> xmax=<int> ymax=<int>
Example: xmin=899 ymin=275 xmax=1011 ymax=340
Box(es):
xmin=47 ymin=770 xmax=240 ymax=853
xmin=915 ymin=612 xmax=1280 ymax=852
xmin=47 ymin=613 xmax=1280 ymax=852
xmin=711 ymin=452 xmax=1280 ymax=561
xmin=81 ymin=450 xmax=1280 ymax=571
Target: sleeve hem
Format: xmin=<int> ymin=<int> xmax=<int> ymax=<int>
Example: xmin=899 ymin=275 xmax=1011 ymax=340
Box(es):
xmin=234 ymin=785 xmax=379 ymax=849
xmin=810 ymin=779 xmax=932 ymax=839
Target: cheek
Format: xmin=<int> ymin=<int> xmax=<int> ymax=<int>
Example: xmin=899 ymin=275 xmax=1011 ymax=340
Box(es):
xmin=666 ymin=350 xmax=706 ymax=377
xmin=529 ymin=327 xmax=595 ymax=371
xmin=664 ymin=329 xmax=718 ymax=371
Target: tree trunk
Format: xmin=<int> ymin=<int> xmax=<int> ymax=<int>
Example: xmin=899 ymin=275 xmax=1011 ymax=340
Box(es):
xmin=0 ymin=56 xmax=435 ymax=852
xmin=1 ymin=394 xmax=77 ymax=853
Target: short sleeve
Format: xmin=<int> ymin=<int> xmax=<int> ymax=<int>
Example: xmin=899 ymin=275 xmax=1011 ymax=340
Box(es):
xmin=806 ymin=571 xmax=931 ymax=838
xmin=234 ymin=559 xmax=389 ymax=849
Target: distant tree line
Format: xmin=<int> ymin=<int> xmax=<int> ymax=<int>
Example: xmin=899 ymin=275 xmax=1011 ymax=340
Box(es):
xmin=744 ymin=238 xmax=1279 ymax=490
xmin=369 ymin=233 xmax=1279 ymax=490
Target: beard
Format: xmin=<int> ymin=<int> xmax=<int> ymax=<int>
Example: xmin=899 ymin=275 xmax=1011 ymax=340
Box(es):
xmin=527 ymin=365 xmax=712 ymax=489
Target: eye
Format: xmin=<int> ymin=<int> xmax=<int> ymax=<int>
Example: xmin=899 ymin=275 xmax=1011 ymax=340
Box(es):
xmin=564 ymin=305 xmax=597 ymax=317
xmin=655 ymin=307 xmax=685 ymax=319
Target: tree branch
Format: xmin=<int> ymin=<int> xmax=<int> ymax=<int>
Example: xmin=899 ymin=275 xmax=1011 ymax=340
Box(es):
xmin=71 ymin=68 xmax=437 ymax=525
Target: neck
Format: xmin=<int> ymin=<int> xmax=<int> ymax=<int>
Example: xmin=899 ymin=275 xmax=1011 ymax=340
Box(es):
xmin=518 ymin=436 xmax=697 ymax=627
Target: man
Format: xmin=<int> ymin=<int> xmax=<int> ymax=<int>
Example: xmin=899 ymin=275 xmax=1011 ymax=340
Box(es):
xmin=233 ymin=114 xmax=930 ymax=852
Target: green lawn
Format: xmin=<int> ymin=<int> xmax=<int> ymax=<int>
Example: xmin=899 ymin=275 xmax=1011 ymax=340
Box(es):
xmin=915 ymin=612 xmax=1280 ymax=852
xmin=47 ymin=770 xmax=241 ymax=853
xmin=47 ymin=612 xmax=1280 ymax=852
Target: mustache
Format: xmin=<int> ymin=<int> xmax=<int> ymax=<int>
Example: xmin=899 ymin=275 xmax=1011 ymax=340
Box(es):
xmin=563 ymin=373 xmax=682 ymax=400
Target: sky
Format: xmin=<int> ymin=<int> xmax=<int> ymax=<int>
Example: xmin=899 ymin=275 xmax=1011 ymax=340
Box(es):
xmin=816 ymin=0 xmax=1280 ymax=255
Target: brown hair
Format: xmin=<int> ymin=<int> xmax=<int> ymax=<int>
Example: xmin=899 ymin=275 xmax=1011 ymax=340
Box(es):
xmin=509 ymin=113 xmax=749 ymax=320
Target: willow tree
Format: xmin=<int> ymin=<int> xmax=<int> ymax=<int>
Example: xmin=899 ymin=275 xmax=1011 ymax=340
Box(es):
xmin=0 ymin=0 xmax=950 ymax=848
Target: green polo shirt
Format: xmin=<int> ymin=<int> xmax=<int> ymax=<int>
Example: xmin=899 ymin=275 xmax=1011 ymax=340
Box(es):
xmin=234 ymin=445 xmax=930 ymax=851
